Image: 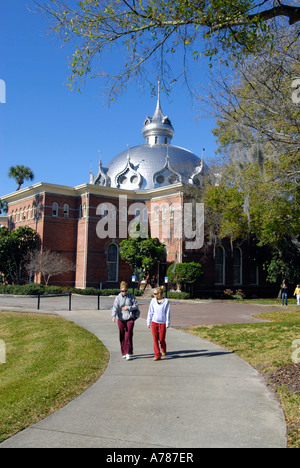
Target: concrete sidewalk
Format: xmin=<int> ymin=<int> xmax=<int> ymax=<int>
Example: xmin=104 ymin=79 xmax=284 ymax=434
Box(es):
xmin=0 ymin=308 xmax=287 ymax=448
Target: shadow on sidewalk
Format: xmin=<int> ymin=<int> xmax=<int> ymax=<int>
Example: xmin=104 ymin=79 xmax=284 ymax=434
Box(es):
xmin=131 ymin=349 xmax=233 ymax=360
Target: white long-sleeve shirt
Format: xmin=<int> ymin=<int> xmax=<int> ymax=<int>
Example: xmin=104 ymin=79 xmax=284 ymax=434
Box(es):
xmin=147 ymin=298 xmax=170 ymax=328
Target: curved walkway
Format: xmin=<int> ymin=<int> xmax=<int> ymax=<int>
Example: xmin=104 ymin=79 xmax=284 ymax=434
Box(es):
xmin=0 ymin=306 xmax=287 ymax=448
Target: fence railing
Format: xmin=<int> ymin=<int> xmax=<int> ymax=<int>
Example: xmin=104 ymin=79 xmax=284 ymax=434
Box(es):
xmin=36 ymin=292 xmax=102 ymax=311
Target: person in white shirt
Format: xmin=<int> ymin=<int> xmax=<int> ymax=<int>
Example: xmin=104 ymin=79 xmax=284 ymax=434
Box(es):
xmin=147 ymin=286 xmax=170 ymax=361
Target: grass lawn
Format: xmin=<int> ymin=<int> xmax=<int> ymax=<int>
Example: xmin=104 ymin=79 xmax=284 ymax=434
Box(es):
xmin=0 ymin=311 xmax=109 ymax=443
xmin=187 ymin=307 xmax=300 ymax=449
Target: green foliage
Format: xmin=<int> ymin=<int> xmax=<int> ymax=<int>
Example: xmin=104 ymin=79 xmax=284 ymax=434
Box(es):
xmin=8 ymin=165 xmax=34 ymax=191
xmin=167 ymin=262 xmax=203 ymax=292
xmin=203 ymin=34 xmax=300 ymax=286
xmin=167 ymin=291 xmax=190 ymax=299
xmin=39 ymin=0 xmax=300 ymax=97
xmin=0 ymin=227 xmax=39 ymax=285
xmin=263 ymin=241 xmax=300 ymax=286
xmin=120 ymin=236 xmax=164 ymax=280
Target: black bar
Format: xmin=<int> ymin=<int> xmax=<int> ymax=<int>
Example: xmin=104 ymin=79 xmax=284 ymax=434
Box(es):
xmin=37 ymin=294 xmax=40 ymax=310
xmin=69 ymin=292 xmax=72 ymax=311
xmin=97 ymin=292 xmax=100 ymax=310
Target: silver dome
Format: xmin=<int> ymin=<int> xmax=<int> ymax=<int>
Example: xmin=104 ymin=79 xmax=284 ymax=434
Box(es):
xmin=104 ymin=144 xmax=203 ymax=190
xmin=90 ymin=81 xmax=205 ymax=190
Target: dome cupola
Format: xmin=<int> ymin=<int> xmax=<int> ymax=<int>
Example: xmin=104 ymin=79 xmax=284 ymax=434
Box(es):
xmin=142 ymin=78 xmax=174 ymax=145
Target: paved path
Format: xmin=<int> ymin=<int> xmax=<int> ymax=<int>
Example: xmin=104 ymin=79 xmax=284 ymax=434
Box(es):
xmin=0 ymin=305 xmax=287 ymax=448
xmin=139 ymin=300 xmax=275 ymax=327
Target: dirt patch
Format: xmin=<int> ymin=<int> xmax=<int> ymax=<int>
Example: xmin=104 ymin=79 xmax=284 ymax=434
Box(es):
xmin=268 ymin=363 xmax=300 ymax=394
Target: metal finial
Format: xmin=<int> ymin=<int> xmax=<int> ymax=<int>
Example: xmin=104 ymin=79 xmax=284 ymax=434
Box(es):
xmin=157 ymin=76 xmax=161 ymax=102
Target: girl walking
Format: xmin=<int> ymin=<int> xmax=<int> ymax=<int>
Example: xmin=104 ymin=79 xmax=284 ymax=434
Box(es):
xmin=147 ymin=286 xmax=170 ymax=361
xmin=112 ymin=281 xmax=140 ymax=360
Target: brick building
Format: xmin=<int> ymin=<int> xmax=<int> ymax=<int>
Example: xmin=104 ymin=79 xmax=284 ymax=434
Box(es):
xmin=1 ymin=89 xmax=273 ymax=296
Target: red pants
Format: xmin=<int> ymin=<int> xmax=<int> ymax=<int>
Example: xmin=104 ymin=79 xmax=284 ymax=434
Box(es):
xmin=151 ymin=322 xmax=167 ymax=359
xmin=118 ymin=319 xmax=135 ymax=356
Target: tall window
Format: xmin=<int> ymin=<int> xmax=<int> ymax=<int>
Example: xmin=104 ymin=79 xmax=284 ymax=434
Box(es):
xmin=63 ymin=204 xmax=70 ymax=218
xmin=233 ymin=248 xmax=242 ymax=285
xmin=215 ymin=246 xmax=225 ymax=284
xmin=52 ymin=202 xmax=58 ymax=217
xmin=107 ymin=243 xmax=118 ymax=282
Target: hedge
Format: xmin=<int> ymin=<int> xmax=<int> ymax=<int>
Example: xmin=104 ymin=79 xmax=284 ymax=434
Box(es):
xmin=0 ymin=284 xmax=143 ymax=296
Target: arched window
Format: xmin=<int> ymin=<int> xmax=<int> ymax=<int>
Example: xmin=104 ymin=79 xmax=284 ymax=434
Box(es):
xmin=52 ymin=202 xmax=58 ymax=217
xmin=107 ymin=243 xmax=119 ymax=282
xmin=63 ymin=204 xmax=69 ymax=218
xmin=233 ymin=247 xmax=242 ymax=285
xmin=215 ymin=246 xmax=225 ymax=285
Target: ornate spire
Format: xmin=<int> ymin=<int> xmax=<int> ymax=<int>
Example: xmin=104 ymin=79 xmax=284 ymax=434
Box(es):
xmin=142 ymin=77 xmax=174 ymax=145
xmin=153 ymin=76 xmax=164 ymax=122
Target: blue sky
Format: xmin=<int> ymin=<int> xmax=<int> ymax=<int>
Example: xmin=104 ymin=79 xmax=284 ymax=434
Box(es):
xmin=0 ymin=1 xmax=219 ymax=197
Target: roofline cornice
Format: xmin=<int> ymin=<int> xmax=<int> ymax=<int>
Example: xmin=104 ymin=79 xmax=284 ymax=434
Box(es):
xmin=1 ymin=181 xmax=185 ymax=204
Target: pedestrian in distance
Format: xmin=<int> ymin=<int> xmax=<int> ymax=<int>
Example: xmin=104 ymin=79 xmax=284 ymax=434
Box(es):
xmin=281 ymin=283 xmax=288 ymax=306
xmin=293 ymin=284 xmax=300 ymax=306
xmin=112 ymin=281 xmax=140 ymax=360
xmin=147 ymin=285 xmax=170 ymax=361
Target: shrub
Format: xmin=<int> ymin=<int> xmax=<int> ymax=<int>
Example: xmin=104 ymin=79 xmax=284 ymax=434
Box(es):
xmin=20 ymin=283 xmax=46 ymax=295
xmin=167 ymin=291 xmax=190 ymax=299
xmin=167 ymin=262 xmax=203 ymax=293
xmin=233 ymin=289 xmax=246 ymax=299
xmin=44 ymin=286 xmax=65 ymax=295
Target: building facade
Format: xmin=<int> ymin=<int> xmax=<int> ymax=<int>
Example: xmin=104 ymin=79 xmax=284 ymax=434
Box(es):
xmin=1 ymin=90 xmax=274 ymax=296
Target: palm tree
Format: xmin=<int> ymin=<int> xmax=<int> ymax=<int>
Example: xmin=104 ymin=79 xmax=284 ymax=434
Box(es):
xmin=8 ymin=165 xmax=34 ymax=191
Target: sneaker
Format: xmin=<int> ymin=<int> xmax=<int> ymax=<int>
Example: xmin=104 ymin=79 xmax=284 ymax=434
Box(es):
xmin=153 ymin=357 xmax=161 ymax=361
xmin=122 ymin=355 xmax=126 ymax=359
xmin=126 ymin=354 xmax=131 ymax=361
